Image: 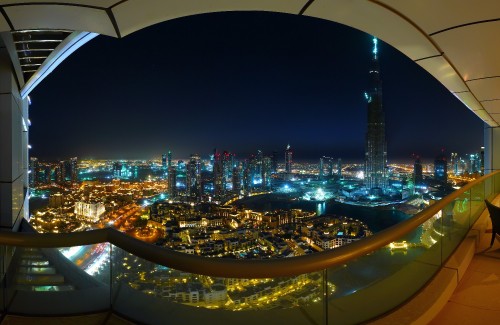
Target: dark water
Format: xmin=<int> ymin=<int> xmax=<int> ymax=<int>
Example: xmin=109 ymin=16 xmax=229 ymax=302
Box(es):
xmin=233 ymin=194 xmax=409 ymax=233
xmin=29 ymin=197 xmax=49 ymax=215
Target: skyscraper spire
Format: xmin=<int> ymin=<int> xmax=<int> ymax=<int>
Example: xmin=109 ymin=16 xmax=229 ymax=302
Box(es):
xmin=364 ymin=36 xmax=387 ymax=192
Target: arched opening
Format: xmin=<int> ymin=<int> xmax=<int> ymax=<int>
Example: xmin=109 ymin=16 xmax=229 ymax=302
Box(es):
xmin=22 ymin=11 xmax=486 ymax=324
xmin=0 ymin=2 xmax=498 ymax=324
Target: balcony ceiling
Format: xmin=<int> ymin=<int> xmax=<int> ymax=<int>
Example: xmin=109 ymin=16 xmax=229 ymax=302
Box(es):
xmin=0 ymin=0 xmax=497 ymax=126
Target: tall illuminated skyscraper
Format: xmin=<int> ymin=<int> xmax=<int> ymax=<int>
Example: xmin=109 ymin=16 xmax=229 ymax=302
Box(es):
xmin=232 ymin=165 xmax=242 ymax=195
xmin=450 ymin=152 xmax=458 ymax=175
xmin=364 ymin=37 xmax=388 ymax=191
xmin=434 ymin=151 xmax=447 ymax=184
xmin=70 ymin=157 xmax=78 ymax=183
xmin=167 ymin=150 xmax=172 ymax=168
xmin=271 ymin=151 xmax=278 ymax=174
xmin=414 ymin=156 xmax=423 ymax=186
xmin=29 ymin=157 xmax=38 ymax=187
xmin=168 ymin=166 xmax=177 ymax=197
xmin=162 ymin=153 xmax=167 ymax=170
xmin=319 ymin=157 xmax=325 ymax=180
xmin=213 ymin=150 xmax=224 ymax=199
xmin=285 ymin=144 xmax=293 ymax=174
xmin=186 ymin=154 xmax=202 ymax=201
xmin=261 ymin=157 xmax=271 ymax=189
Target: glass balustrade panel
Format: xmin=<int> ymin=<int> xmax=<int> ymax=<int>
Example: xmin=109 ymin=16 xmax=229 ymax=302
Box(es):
xmin=111 ymin=245 xmax=325 ymax=325
xmin=470 ymin=183 xmax=486 ymax=223
xmin=327 ymin=221 xmax=442 ymax=324
xmin=441 ymin=192 xmax=471 ymax=259
xmin=4 ymin=243 xmax=110 ymax=315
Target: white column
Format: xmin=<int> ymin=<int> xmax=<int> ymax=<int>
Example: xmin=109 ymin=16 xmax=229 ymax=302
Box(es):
xmin=484 ymin=124 xmax=500 ymax=174
xmin=0 ymin=42 xmax=29 ymax=232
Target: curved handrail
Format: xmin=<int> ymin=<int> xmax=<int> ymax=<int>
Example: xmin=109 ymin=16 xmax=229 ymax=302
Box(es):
xmin=3 ymin=171 xmax=498 ymax=278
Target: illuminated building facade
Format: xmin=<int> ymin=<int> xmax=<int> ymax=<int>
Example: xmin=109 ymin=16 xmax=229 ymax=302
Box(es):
xmin=162 ymin=153 xmax=167 ymax=170
xmin=469 ymin=152 xmax=481 ymax=174
xmin=232 ymin=165 xmax=241 ymax=195
xmin=70 ymin=157 xmax=78 ymax=183
xmin=434 ymin=152 xmax=448 ymax=184
xmin=213 ymin=150 xmax=224 ymax=199
xmin=414 ymin=156 xmax=423 ymax=186
xmin=113 ymin=162 xmax=122 ymax=178
xmin=186 ymin=154 xmax=202 ymax=201
xmin=450 ymin=152 xmax=458 ymax=175
xmin=364 ymin=37 xmax=388 ymax=191
xmin=271 ymin=151 xmax=278 ymax=174
xmin=74 ymin=201 xmax=105 ymax=223
xmin=261 ymin=157 xmax=271 ymax=189
xmin=29 ymin=157 xmax=38 ymax=187
xmin=168 ymin=166 xmax=177 ymax=197
xmin=319 ymin=157 xmax=324 ymax=180
xmin=285 ymin=144 xmax=292 ymax=174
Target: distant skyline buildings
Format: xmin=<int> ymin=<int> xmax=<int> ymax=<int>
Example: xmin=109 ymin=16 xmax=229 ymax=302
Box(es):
xmin=29 ymin=156 xmax=78 ymax=187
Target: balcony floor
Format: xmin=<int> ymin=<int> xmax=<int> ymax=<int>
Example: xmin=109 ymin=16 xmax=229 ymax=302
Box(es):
xmin=431 ymin=197 xmax=500 ymax=324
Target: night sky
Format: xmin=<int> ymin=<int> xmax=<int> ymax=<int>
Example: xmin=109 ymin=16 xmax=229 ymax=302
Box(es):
xmin=29 ymin=12 xmax=484 ymax=162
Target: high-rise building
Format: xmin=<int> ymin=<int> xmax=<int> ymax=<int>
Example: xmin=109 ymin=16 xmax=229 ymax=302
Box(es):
xmin=364 ymin=37 xmax=388 ymax=191
xmin=167 ymin=150 xmax=172 ymax=168
xmin=232 ymin=165 xmax=242 ymax=195
xmin=414 ymin=156 xmax=423 ymax=186
xmin=450 ymin=152 xmax=458 ymax=175
xmin=168 ymin=166 xmax=177 ymax=198
xmin=29 ymin=157 xmax=38 ymax=187
xmin=469 ymin=153 xmax=481 ymax=174
xmin=113 ymin=162 xmax=122 ymax=178
xmin=70 ymin=157 xmax=78 ymax=183
xmin=186 ymin=154 xmax=202 ymax=201
xmin=271 ymin=151 xmax=278 ymax=174
xmin=261 ymin=157 xmax=272 ymax=189
xmin=319 ymin=156 xmax=335 ymax=179
xmin=57 ymin=161 xmax=66 ymax=183
xmin=44 ymin=165 xmax=52 ymax=184
xmin=434 ymin=152 xmax=447 ymax=184
xmin=285 ymin=144 xmax=293 ymax=174
xmin=55 ymin=164 xmax=63 ymax=184
xmin=162 ymin=153 xmax=167 ymax=170
xmin=222 ymin=151 xmax=231 ymax=184
xmin=319 ymin=157 xmax=325 ymax=180
xmin=337 ymin=158 xmax=342 ymax=178
xmin=213 ymin=151 xmax=224 ymax=199
xmin=243 ymin=161 xmax=251 ymax=195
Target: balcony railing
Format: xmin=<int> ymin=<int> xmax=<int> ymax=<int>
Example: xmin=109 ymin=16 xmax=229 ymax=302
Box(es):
xmin=1 ymin=171 xmax=499 ymax=324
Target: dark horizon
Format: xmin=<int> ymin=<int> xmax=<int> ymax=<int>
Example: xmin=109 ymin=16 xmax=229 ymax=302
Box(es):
xmin=29 ymin=12 xmax=484 ymax=163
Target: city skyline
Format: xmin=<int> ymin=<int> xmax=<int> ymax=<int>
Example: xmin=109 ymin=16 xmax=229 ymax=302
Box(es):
xmin=29 ymin=12 xmax=483 ymax=161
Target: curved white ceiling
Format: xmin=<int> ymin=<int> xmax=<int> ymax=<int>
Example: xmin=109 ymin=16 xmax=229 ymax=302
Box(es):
xmin=0 ymin=0 xmax=498 ymax=126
